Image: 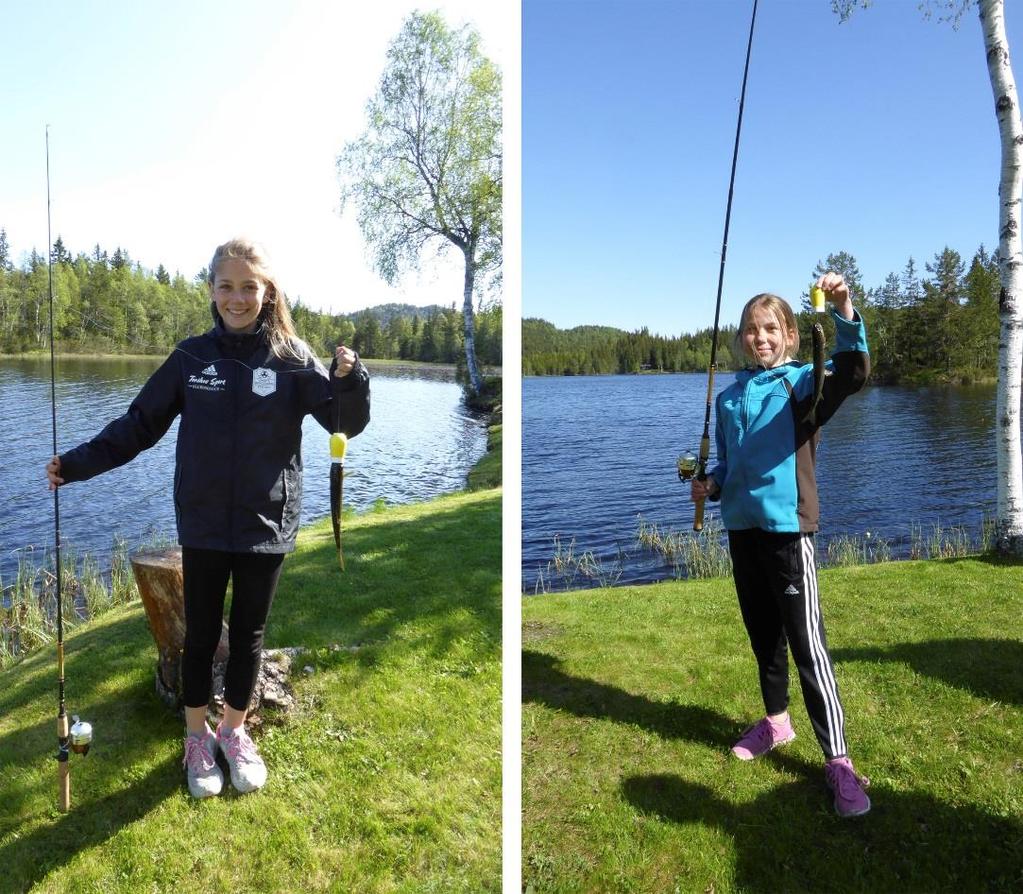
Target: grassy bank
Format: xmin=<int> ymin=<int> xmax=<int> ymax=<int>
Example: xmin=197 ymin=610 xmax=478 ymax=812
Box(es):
xmin=468 ymin=421 xmax=502 ymax=492
xmin=0 ymin=480 xmax=501 ymax=893
xmin=523 ymin=559 xmax=1023 ymax=893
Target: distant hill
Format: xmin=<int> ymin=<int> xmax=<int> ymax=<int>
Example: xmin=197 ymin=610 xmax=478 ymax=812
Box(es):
xmin=345 ymin=302 xmax=449 ymax=325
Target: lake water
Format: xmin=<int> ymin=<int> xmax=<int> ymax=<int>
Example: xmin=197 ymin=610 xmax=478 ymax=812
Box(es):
xmin=1 ymin=357 xmax=488 ymax=585
xmin=522 ymin=373 xmax=998 ymax=592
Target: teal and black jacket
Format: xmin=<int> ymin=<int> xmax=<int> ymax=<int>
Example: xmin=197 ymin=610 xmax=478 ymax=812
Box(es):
xmin=708 ymin=308 xmax=869 ymax=533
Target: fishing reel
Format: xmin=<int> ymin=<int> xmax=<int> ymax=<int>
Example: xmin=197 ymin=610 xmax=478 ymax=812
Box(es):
xmin=58 ymin=714 xmax=93 ymax=759
xmin=70 ymin=716 xmax=93 ymax=755
xmin=57 ymin=712 xmax=92 ymax=812
xmin=676 ymin=450 xmax=699 ymax=483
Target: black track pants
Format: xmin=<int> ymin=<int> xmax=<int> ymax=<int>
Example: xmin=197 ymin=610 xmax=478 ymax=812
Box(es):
xmin=727 ymin=529 xmax=848 ymax=760
xmin=181 ymin=548 xmax=285 ymax=712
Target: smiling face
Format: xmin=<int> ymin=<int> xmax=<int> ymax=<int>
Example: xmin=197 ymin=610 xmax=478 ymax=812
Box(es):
xmin=211 ymin=257 xmax=268 ymax=334
xmin=742 ymin=304 xmax=797 ymax=369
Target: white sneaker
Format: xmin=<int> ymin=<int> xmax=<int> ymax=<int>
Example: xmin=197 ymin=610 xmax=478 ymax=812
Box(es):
xmin=182 ymin=729 xmax=224 ymax=798
xmin=216 ymin=723 xmax=267 ymax=793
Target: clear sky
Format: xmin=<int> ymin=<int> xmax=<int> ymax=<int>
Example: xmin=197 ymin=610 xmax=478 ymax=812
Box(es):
xmin=1 ymin=0 xmax=512 ymax=315
xmin=523 ymin=0 xmax=1022 ymax=336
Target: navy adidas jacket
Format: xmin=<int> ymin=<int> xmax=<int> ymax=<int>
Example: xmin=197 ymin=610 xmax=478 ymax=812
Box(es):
xmin=708 ymin=308 xmax=869 ymax=533
xmin=59 ymin=319 xmax=370 ymax=553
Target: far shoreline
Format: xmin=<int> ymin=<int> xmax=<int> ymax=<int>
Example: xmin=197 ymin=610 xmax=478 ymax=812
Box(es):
xmin=1 ymin=352 xmax=501 ymax=376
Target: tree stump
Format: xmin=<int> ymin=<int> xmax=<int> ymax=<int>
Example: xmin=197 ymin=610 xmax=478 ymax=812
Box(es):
xmin=130 ymin=547 xmax=298 ymax=725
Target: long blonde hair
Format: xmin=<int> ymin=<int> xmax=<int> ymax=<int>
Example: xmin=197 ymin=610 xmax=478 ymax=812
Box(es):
xmin=734 ymin=292 xmax=800 ymax=363
xmin=207 ymin=238 xmax=310 ymax=362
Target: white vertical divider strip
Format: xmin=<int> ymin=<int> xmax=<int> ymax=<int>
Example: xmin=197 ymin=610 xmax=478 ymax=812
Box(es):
xmin=501 ymin=1 xmax=523 ymax=890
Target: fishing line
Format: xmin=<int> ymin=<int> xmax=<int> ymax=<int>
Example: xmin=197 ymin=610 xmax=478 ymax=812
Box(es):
xmin=677 ymin=0 xmax=759 ymax=532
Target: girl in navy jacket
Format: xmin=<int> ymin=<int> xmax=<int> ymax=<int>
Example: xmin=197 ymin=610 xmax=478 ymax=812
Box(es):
xmin=690 ymin=272 xmax=871 ymax=817
xmin=46 ymin=239 xmax=370 ymax=798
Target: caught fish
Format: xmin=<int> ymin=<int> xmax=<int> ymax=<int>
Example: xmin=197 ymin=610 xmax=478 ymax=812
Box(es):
xmin=330 ymin=432 xmax=348 ymax=570
xmin=803 ymin=321 xmax=826 ymax=427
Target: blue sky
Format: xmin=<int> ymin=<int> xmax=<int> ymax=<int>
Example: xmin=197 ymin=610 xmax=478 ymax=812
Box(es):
xmin=523 ymin=0 xmax=1022 ymax=335
xmin=0 ymin=0 xmax=512 ymax=315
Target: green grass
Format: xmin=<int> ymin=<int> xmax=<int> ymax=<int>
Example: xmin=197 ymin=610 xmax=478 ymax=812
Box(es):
xmin=0 ymin=487 xmax=501 ymax=894
xmin=467 ymin=423 xmax=502 ymax=491
xmin=522 ymin=558 xmax=1023 ymax=893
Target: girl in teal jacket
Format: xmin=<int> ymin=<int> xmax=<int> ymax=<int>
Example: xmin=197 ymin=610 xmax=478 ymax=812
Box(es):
xmin=690 ymin=272 xmax=871 ymax=817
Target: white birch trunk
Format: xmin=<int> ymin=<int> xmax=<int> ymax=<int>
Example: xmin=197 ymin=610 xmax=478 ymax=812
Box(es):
xmin=980 ymin=0 xmax=1023 ymax=554
xmin=462 ymin=248 xmax=483 ymax=394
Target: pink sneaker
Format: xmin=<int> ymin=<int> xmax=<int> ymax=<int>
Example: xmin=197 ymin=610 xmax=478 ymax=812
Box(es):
xmin=182 ymin=729 xmax=223 ymax=799
xmin=731 ymin=715 xmax=796 ymax=760
xmin=825 ymin=757 xmax=871 ymax=817
xmin=216 ymin=722 xmax=267 ymax=793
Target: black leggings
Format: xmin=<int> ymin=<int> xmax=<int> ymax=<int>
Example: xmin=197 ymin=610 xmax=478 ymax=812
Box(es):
xmin=181 ymin=548 xmax=285 ymax=712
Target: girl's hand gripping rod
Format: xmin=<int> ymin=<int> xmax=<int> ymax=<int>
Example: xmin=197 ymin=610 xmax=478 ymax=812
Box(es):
xmin=676 ymin=367 xmax=716 ymax=532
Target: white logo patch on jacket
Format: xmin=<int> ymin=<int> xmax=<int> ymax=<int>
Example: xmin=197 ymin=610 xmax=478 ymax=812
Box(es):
xmin=252 ymin=367 xmax=277 ymax=397
xmin=186 ymin=361 xmax=227 ymax=392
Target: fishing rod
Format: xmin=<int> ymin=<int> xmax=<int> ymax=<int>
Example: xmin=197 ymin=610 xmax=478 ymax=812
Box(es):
xmin=46 ymin=126 xmax=92 ymax=813
xmin=677 ymin=0 xmax=759 ymax=532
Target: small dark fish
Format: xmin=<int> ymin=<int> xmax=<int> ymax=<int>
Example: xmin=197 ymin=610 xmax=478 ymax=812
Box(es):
xmin=803 ymin=321 xmax=826 ymax=427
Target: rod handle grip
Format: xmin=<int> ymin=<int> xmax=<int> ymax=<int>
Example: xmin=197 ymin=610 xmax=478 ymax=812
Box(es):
xmin=58 ymin=759 xmax=70 ymax=812
xmin=693 ymin=498 xmax=706 ymax=532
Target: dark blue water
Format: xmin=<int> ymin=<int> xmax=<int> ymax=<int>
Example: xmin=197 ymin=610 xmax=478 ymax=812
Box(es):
xmin=1 ymin=358 xmax=488 ymax=585
xmin=522 ymin=374 xmax=998 ymax=591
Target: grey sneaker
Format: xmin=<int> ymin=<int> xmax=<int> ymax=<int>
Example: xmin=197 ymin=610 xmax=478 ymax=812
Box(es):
xmin=217 ymin=723 xmax=267 ymax=793
xmin=183 ymin=729 xmax=224 ymax=798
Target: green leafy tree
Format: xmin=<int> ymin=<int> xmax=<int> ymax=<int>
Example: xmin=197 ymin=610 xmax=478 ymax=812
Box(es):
xmin=0 ymin=229 xmax=11 ymax=271
xmin=338 ymin=10 xmax=502 ymax=394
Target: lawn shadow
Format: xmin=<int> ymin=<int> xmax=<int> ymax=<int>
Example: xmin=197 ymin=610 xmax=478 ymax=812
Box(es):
xmin=0 ymin=672 xmax=179 ymax=841
xmin=832 ymin=637 xmax=1023 ymax=706
xmin=623 ymin=764 xmax=1023 ymax=892
xmin=0 ymin=609 xmax=151 ymax=718
xmin=277 ymin=495 xmax=501 ymax=662
xmin=0 ymin=751 xmax=180 ymax=893
xmin=522 ymin=649 xmax=735 ymax=749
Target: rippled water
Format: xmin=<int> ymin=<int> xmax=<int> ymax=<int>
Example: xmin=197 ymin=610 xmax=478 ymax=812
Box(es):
xmin=0 ymin=358 xmax=488 ymax=583
xmin=522 ymin=373 xmax=999 ymax=591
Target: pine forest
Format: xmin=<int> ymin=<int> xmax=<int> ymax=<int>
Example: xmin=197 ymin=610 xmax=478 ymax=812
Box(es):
xmin=524 ymin=246 xmax=999 ymax=385
xmin=0 ymin=230 xmax=502 ymax=368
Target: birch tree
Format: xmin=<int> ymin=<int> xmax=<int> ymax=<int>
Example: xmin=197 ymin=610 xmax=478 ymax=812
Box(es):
xmin=835 ymin=0 xmax=1023 ymax=554
xmin=338 ymin=11 xmax=502 ymax=394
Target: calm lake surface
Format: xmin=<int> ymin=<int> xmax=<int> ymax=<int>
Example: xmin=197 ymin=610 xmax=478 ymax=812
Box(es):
xmin=1 ymin=357 xmax=488 ymax=584
xmin=522 ymin=373 xmax=998 ymax=592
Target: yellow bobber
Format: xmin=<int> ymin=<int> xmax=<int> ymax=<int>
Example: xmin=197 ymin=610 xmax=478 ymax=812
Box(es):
xmin=330 ymin=432 xmax=348 ymax=462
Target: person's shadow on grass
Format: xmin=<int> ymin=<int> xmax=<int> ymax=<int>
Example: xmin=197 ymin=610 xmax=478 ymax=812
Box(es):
xmin=831 ymin=637 xmax=1023 ymax=707
xmin=0 ymin=748 xmax=181 ymax=893
xmin=522 ymin=649 xmax=736 ymax=749
xmin=622 ymin=758 xmax=1023 ymax=893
